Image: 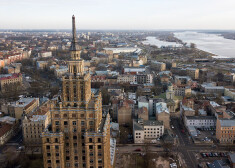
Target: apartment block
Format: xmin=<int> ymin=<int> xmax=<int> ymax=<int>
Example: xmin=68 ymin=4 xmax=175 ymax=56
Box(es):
xmin=133 ymin=119 xmax=164 ymax=143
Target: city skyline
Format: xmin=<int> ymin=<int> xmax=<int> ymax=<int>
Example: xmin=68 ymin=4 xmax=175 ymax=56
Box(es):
xmin=1 ymin=0 xmax=235 ymax=30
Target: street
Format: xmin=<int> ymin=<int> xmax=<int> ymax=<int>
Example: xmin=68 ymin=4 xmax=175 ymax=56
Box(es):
xmin=171 ymin=117 xmax=235 ymax=168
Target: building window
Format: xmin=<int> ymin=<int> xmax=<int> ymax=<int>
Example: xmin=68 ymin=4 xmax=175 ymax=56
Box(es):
xmin=66 ymin=156 xmax=70 ymax=161
xmin=55 ymin=121 xmax=59 ymax=125
xmin=89 ymin=121 xmax=94 ymax=125
xmin=47 ymin=160 xmax=51 ymax=163
xmin=64 ymin=121 xmax=68 ymax=125
xmin=81 ymin=121 xmax=85 ymax=126
xmin=89 ymin=145 xmax=93 ymax=149
xmin=55 ymin=145 xmax=59 ymax=149
xmin=98 ymin=138 xmax=101 ymax=143
xmin=89 ymin=138 xmax=92 ymax=143
xmin=56 ymin=160 xmax=60 ymax=163
xmin=46 ymin=146 xmax=50 ymax=149
xmin=98 ymin=145 xmax=101 ymax=149
xmin=73 ymin=121 xmax=77 ymax=125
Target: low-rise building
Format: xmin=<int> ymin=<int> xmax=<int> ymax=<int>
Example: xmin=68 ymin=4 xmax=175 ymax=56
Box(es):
xmin=186 ymin=68 xmax=199 ymax=80
xmin=224 ymin=87 xmax=235 ymax=100
xmin=136 ymin=73 xmax=153 ymax=84
xmin=173 ymin=84 xmax=191 ymax=97
xmin=123 ymin=67 xmax=146 ymax=73
xmin=216 ymin=119 xmax=235 ymax=144
xmin=23 ymin=115 xmax=50 ymax=146
xmin=156 ymin=102 xmax=170 ymax=129
xmin=38 ymin=51 xmax=52 ymax=58
xmin=136 ymin=107 xmax=149 ymax=121
xmin=201 ymin=83 xmax=224 ymax=95
xmin=0 ymin=116 xmax=18 ymax=145
xmin=22 ymin=100 xmax=51 ymax=146
xmin=117 ymin=100 xmax=134 ymax=126
xmin=36 ymin=61 xmax=48 ymax=69
xmin=184 ymin=116 xmax=216 ymax=128
xmin=4 ymin=97 xmax=39 ymax=119
xmin=0 ymin=73 xmax=23 ymax=93
xmin=151 ymin=61 xmax=166 ymax=71
xmin=0 ymin=123 xmax=14 ymax=145
xmin=117 ymin=74 xmax=136 ymax=84
xmin=133 ymin=119 xmax=164 ymax=143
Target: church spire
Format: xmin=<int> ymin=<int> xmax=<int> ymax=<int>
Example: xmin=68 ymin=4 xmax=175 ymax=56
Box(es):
xmin=70 ymin=15 xmax=79 ymax=51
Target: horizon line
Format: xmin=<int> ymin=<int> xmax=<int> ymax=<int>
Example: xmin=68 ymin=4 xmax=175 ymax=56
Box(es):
xmin=1 ymin=29 xmax=235 ymax=32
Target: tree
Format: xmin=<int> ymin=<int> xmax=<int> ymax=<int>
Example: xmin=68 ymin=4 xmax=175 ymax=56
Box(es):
xmin=216 ymin=72 xmax=224 ymax=82
xmin=190 ymin=43 xmax=196 ymax=49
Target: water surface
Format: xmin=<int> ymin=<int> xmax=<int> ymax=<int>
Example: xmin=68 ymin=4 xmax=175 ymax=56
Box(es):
xmin=174 ymin=32 xmax=235 ymax=58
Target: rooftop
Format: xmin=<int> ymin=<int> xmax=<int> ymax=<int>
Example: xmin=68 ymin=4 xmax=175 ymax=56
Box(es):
xmin=11 ymin=97 xmax=38 ymax=108
xmin=219 ymin=119 xmax=235 ymax=127
xmin=186 ymin=116 xmax=216 ymax=120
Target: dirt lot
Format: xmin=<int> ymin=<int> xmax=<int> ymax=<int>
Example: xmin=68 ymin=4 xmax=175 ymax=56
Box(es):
xmin=115 ymin=153 xmax=179 ymax=168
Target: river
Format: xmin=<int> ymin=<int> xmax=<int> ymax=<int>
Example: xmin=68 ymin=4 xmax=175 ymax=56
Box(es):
xmin=143 ymin=32 xmax=235 ymax=58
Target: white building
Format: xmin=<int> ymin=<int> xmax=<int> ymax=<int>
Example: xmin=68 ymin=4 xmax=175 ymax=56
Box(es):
xmin=133 ymin=119 xmax=164 ymax=143
xmin=38 ymin=51 xmax=52 ymax=58
xmin=104 ymin=47 xmax=141 ymax=54
xmin=124 ymin=67 xmax=145 ymax=73
xmin=184 ymin=116 xmax=216 ymax=128
xmin=201 ymin=83 xmax=224 ymax=94
xmin=117 ymin=74 xmax=136 ymax=84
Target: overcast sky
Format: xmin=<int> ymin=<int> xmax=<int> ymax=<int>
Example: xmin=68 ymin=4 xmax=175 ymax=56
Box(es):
xmin=1 ymin=0 xmax=235 ymax=30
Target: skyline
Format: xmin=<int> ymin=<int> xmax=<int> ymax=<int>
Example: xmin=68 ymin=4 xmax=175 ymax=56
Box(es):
xmin=1 ymin=0 xmax=235 ymax=30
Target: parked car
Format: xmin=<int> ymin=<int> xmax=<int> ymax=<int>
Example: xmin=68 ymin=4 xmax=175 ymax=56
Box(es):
xmin=134 ymin=148 xmax=141 ymax=151
xmin=201 ymin=153 xmax=206 ymax=158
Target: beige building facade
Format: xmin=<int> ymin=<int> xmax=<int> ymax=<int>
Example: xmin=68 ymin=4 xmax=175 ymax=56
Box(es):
xmin=42 ymin=16 xmax=112 ymax=168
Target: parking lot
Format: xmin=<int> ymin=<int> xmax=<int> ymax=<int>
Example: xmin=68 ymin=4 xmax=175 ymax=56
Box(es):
xmin=200 ymin=152 xmax=228 ymax=158
xmin=193 ymin=127 xmax=216 ymax=143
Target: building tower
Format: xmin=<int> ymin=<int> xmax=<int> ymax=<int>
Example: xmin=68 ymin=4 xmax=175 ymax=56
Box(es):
xmin=42 ymin=15 xmax=111 ymax=168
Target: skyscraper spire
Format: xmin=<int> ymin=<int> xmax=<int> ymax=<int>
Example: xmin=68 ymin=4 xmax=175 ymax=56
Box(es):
xmin=70 ymin=15 xmax=79 ymax=51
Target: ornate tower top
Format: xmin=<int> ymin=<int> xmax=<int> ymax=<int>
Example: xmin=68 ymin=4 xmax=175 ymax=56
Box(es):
xmin=70 ymin=15 xmax=80 ymax=52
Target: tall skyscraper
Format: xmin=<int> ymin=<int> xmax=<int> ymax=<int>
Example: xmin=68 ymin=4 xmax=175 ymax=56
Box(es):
xmin=42 ymin=15 xmax=111 ymax=168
